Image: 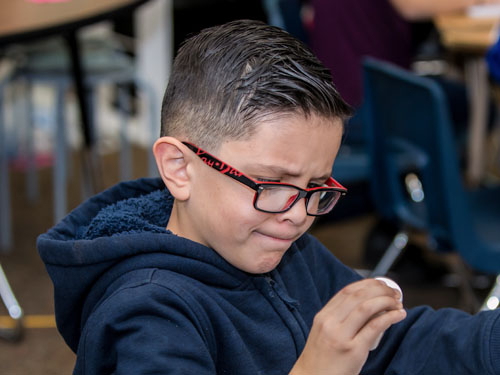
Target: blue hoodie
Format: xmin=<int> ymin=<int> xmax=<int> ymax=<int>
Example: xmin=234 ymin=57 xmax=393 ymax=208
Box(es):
xmin=38 ymin=178 xmax=500 ymax=374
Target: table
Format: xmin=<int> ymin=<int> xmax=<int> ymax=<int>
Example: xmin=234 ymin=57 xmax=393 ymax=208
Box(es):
xmin=434 ymin=11 xmax=500 ymax=186
xmin=0 ymin=0 xmax=149 ymax=191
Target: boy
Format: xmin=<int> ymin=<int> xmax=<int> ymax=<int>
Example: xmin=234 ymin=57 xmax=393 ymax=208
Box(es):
xmin=38 ymin=20 xmax=500 ymax=374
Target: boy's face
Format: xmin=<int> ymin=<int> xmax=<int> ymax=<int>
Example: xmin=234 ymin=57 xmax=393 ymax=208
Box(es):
xmin=171 ymin=114 xmax=343 ymax=274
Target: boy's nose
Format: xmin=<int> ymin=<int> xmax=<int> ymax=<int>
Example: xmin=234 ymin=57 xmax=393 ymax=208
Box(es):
xmin=278 ymin=197 xmax=308 ymax=225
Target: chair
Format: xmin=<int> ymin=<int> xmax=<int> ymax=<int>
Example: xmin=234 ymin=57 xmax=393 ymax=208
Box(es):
xmin=327 ymin=109 xmax=374 ymax=221
xmin=7 ymin=33 xmax=158 ymax=226
xmin=362 ymin=57 xmax=500 ymax=311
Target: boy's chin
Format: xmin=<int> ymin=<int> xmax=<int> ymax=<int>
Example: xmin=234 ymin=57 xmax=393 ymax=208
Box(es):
xmin=245 ymin=253 xmax=286 ymax=274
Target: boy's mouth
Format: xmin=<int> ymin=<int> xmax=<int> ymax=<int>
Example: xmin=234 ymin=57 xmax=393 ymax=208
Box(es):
xmin=254 ymin=231 xmax=297 ymax=243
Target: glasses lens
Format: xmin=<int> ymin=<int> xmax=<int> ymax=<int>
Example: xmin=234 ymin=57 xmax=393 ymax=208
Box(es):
xmin=256 ymin=185 xmax=342 ymax=215
xmin=307 ymin=190 xmax=341 ymax=215
xmin=256 ymin=185 xmax=300 ymax=213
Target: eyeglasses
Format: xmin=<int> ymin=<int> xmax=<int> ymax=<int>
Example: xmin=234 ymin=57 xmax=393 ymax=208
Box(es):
xmin=183 ymin=142 xmax=347 ymax=216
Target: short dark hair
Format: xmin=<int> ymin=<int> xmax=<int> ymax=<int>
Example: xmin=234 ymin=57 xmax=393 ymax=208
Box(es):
xmin=160 ymin=19 xmax=352 ymax=151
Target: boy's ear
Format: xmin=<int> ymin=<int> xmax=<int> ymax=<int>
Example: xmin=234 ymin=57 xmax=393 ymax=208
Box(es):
xmin=153 ymin=137 xmax=191 ymax=201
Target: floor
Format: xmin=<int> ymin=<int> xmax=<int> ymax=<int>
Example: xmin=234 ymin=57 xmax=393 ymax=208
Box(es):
xmin=0 ymin=147 xmax=492 ymax=374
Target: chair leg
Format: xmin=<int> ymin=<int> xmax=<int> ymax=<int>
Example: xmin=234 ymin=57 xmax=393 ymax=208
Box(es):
xmin=480 ymin=274 xmax=500 ymax=311
xmin=135 ymin=77 xmax=159 ymax=177
xmin=370 ymin=230 xmax=409 ymax=277
xmin=145 ymin=81 xmax=159 ymax=177
xmin=0 ymin=262 xmax=23 ymax=341
xmin=79 ymin=88 xmax=103 ymax=200
xmin=53 ymin=83 xmax=67 ymax=223
xmin=24 ymin=81 xmax=39 ymax=203
xmin=0 ymin=87 xmax=12 ymax=252
xmin=118 ymin=85 xmax=132 ymax=181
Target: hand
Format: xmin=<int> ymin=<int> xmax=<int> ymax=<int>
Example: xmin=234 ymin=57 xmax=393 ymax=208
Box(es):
xmin=290 ymin=278 xmax=406 ymax=375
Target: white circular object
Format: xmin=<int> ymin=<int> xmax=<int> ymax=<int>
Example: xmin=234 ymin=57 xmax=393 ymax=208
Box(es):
xmin=375 ymin=277 xmax=403 ymax=302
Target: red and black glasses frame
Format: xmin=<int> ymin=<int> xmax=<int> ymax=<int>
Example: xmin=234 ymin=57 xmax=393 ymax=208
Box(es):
xmin=182 ymin=141 xmax=347 ymax=216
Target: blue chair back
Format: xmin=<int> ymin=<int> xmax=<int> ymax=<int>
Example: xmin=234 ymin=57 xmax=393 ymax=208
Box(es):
xmin=362 ymin=58 xmax=477 ymax=257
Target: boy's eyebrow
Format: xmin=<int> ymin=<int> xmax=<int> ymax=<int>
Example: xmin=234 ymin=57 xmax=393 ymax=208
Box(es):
xmin=246 ymin=163 xmax=331 ymax=181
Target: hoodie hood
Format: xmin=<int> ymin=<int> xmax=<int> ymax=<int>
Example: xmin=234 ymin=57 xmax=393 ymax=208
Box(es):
xmin=37 ymin=177 xmax=250 ymax=352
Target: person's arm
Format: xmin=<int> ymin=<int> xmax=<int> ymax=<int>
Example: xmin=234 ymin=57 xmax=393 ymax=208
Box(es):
xmin=76 ymin=280 xmax=216 ymax=375
xmin=389 ymin=0 xmax=500 ymax=21
xmin=290 ymin=278 xmax=500 ymax=374
xmin=363 ymin=305 xmax=500 ymax=374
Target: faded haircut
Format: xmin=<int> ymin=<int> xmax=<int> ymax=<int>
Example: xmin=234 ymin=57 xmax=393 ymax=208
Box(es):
xmin=160 ymin=19 xmax=352 ymax=151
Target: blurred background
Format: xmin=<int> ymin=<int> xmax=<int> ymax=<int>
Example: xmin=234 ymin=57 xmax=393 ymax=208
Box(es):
xmin=1 ymin=0 xmax=500 ymax=373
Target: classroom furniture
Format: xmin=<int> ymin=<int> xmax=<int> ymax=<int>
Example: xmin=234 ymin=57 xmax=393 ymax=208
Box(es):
xmin=0 ymin=62 xmax=23 ymax=340
xmin=328 ymin=111 xmax=374 ymax=220
xmin=434 ymin=11 xmax=500 ymax=186
xmin=0 ymin=262 xmax=23 ymax=341
xmin=0 ymin=0 xmax=149 ymax=193
xmin=0 ymin=0 xmax=160 ymax=250
xmin=0 ymin=61 xmax=15 ymax=251
xmin=10 ymin=34 xmax=158 ymax=224
xmin=363 ymin=57 xmax=500 ymax=311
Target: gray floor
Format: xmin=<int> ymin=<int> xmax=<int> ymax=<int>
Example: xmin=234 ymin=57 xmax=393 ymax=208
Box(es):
xmin=0 ymin=147 xmax=489 ymax=374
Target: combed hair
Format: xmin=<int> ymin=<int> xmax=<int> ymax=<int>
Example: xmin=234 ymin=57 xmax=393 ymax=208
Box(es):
xmin=160 ymin=19 xmax=352 ymax=151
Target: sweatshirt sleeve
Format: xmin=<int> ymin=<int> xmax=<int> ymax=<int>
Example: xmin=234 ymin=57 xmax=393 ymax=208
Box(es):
xmin=74 ymin=269 xmax=216 ymax=375
xmin=362 ymin=305 xmax=500 ymax=375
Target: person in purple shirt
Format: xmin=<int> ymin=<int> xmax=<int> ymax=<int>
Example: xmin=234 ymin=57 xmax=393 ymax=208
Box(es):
xmin=309 ymin=0 xmax=500 ymax=108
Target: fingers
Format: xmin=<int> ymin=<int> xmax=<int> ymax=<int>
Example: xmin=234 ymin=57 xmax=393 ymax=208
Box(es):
xmin=343 ymin=294 xmax=403 ymax=336
xmin=356 ymin=308 xmax=407 ymax=350
xmin=322 ymin=278 xmax=402 ymax=323
xmin=316 ymin=278 xmax=404 ymax=344
xmin=293 ymin=278 xmax=406 ymax=375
